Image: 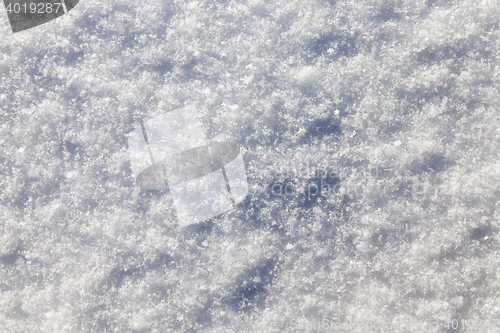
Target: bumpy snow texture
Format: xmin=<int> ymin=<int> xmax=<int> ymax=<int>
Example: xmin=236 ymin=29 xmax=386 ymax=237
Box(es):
xmin=1 ymin=0 xmax=500 ymax=332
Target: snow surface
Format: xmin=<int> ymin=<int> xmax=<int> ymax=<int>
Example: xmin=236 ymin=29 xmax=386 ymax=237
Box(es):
xmin=1 ymin=0 xmax=500 ymax=332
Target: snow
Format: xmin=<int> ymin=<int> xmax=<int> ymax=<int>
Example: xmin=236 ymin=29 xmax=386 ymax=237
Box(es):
xmin=1 ymin=0 xmax=500 ymax=332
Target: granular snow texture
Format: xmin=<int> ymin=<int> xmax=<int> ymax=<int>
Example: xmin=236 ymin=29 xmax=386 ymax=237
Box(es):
xmin=1 ymin=0 xmax=500 ymax=332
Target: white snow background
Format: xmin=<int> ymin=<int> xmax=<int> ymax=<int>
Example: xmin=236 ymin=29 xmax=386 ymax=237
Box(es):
xmin=1 ymin=0 xmax=500 ymax=332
